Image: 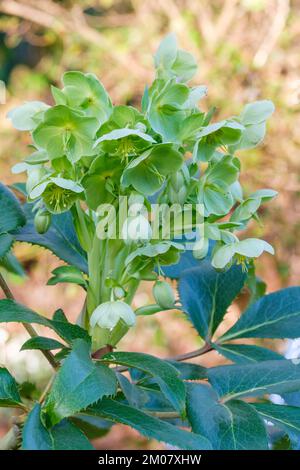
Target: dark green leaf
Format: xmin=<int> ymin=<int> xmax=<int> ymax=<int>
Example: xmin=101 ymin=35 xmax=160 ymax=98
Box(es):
xmin=22 ymin=403 xmax=93 ymax=450
xmin=168 ymin=361 xmax=207 ymax=380
xmin=208 ymin=360 xmax=300 ymax=400
xmin=0 ymin=233 xmax=13 ymax=259
xmin=21 ymin=336 xmax=65 ymax=352
xmin=213 ymin=343 xmax=284 ymax=364
xmin=0 ymin=183 xmax=26 ymax=233
xmin=220 ymin=287 xmax=300 ymax=341
xmin=0 ymin=250 xmax=25 ymax=277
xmin=51 ymin=419 xmax=94 ymax=450
xmin=89 ymin=397 xmax=212 ymax=450
xmin=47 ymin=265 xmax=87 ymax=288
xmin=0 ymin=367 xmax=23 ymax=408
xmin=0 ymin=300 xmax=90 ymax=344
xmin=178 ymin=261 xmax=246 ymax=339
xmin=101 ymin=351 xmax=186 ymax=416
xmin=44 ymin=340 xmax=117 ymax=426
xmin=71 ymin=414 xmax=113 ymax=439
xmin=22 ymin=404 xmax=53 ymax=450
xmin=253 ymin=403 xmax=300 ymax=438
xmin=14 ymin=203 xmax=88 ymax=273
xmin=187 ymin=383 xmax=268 ymax=449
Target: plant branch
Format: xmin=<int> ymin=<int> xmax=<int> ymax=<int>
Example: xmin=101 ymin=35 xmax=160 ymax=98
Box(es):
xmin=144 ymin=411 xmax=180 ymax=419
xmin=0 ymin=272 xmax=58 ymax=370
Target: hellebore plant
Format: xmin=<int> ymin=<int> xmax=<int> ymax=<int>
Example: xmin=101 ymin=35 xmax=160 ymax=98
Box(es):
xmin=0 ymin=34 xmax=300 ymax=451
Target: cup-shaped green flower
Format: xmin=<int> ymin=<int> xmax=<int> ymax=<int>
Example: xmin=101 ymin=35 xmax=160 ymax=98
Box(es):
xmin=32 ymin=105 xmax=99 ymax=162
xmin=29 ymin=177 xmax=84 ymax=214
xmin=212 ymin=238 xmax=274 ymax=270
xmin=89 ymin=301 xmax=136 ymax=330
xmin=122 ymin=143 xmax=183 ymax=195
xmin=57 ymin=71 xmax=113 ymax=123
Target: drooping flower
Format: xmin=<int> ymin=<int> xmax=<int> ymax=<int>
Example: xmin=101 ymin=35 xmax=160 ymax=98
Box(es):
xmin=212 ymin=238 xmax=274 ymax=270
xmin=89 ymin=301 xmax=136 ymax=330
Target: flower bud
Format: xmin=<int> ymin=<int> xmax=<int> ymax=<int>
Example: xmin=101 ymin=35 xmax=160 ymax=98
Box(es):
xmin=122 ymin=215 xmax=152 ymax=244
xmin=34 ymin=210 xmax=51 ymax=234
xmin=113 ymin=286 xmax=125 ymax=300
xmin=90 ymin=301 xmax=136 ymax=330
xmin=153 ymin=280 xmax=175 ymax=309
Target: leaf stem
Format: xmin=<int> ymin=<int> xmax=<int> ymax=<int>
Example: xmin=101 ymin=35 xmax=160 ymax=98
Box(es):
xmin=144 ymin=411 xmax=180 ymax=419
xmin=0 ymin=272 xmax=58 ymax=370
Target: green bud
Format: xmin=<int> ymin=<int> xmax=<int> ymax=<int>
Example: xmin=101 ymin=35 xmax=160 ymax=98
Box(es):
xmin=34 ymin=210 xmax=51 ymax=234
xmin=114 ymin=286 xmax=126 ymax=300
xmin=153 ymin=280 xmax=175 ymax=309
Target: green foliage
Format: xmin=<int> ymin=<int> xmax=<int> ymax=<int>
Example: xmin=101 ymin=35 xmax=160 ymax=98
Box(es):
xmin=208 ymin=360 xmax=300 ymax=400
xmin=44 ymin=340 xmax=117 ymax=426
xmin=0 ymin=300 xmax=90 ymax=344
xmin=178 ymin=262 xmax=246 ymax=339
xmin=0 ymin=182 xmax=26 ymax=260
xmin=89 ymin=398 xmax=212 ymax=450
xmin=0 ymin=368 xmax=24 ymax=409
xmin=220 ymin=287 xmax=300 ymax=341
xmin=187 ymin=383 xmax=268 ymax=449
xmin=21 ymin=337 xmax=65 ymax=352
xmin=100 ymin=351 xmax=186 ymax=416
xmin=47 ymin=265 xmax=87 ymax=288
xmin=22 ymin=403 xmax=93 ymax=450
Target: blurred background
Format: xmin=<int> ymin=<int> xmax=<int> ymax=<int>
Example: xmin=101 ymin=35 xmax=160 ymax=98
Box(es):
xmin=0 ymin=0 xmax=299 ymax=449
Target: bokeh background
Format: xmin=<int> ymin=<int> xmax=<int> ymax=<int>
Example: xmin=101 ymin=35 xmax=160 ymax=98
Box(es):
xmin=0 ymin=0 xmax=299 ymax=449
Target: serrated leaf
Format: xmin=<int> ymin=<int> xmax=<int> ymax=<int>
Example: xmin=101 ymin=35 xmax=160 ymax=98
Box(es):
xmin=213 ymin=343 xmax=284 ymax=364
xmin=0 ymin=183 xmax=26 ymax=234
xmin=44 ymin=340 xmax=117 ymax=426
xmin=51 ymin=419 xmax=94 ymax=450
xmin=208 ymin=360 xmax=300 ymax=401
xmin=0 ymin=250 xmax=25 ymax=277
xmin=0 ymin=367 xmax=23 ymax=408
xmin=0 ymin=299 xmax=90 ymax=344
xmin=168 ymin=361 xmax=207 ymax=380
xmin=100 ymin=351 xmax=186 ymax=416
xmin=71 ymin=414 xmax=112 ymax=440
xmin=21 ymin=336 xmax=65 ymax=352
xmin=22 ymin=403 xmax=93 ymax=450
xmin=89 ymin=397 xmax=212 ymax=450
xmin=220 ymin=287 xmax=300 ymax=342
xmin=0 ymin=233 xmax=13 ymax=259
xmin=178 ymin=261 xmax=246 ymax=339
xmin=186 ymin=383 xmax=268 ymax=449
xmin=22 ymin=404 xmax=53 ymax=450
xmin=47 ymin=265 xmax=87 ymax=288
xmin=14 ymin=203 xmax=88 ymax=273
xmin=253 ymin=403 xmax=300 ymax=438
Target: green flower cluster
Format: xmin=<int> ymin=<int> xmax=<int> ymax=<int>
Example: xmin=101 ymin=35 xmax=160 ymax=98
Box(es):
xmin=8 ymin=34 xmax=276 ymax=346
